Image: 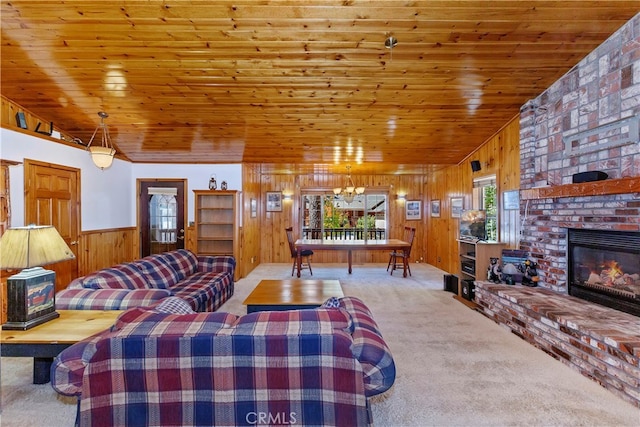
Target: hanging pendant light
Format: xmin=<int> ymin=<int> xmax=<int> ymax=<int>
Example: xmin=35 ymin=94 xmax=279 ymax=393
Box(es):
xmin=333 ymin=165 xmax=365 ymax=204
xmin=86 ymin=111 xmax=116 ymax=169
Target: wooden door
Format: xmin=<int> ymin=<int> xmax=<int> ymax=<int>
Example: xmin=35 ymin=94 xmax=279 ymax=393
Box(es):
xmin=138 ymin=180 xmax=186 ymax=257
xmin=24 ymin=160 xmax=80 ymax=292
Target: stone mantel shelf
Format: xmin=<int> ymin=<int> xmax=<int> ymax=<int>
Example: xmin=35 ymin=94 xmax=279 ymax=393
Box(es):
xmin=520 ymin=176 xmax=640 ymax=200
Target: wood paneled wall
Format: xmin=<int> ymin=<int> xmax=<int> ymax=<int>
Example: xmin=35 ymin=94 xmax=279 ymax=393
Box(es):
xmin=1 ymin=96 xmax=77 ymax=145
xmin=426 ymin=115 xmax=521 ymax=276
xmin=250 ymin=170 xmax=428 ymax=266
xmin=78 ymin=227 xmax=138 ymax=276
xmin=240 ymin=164 xmax=262 ymax=278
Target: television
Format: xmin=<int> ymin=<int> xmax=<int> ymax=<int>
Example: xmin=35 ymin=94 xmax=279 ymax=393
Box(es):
xmin=459 ymin=209 xmax=487 ymax=241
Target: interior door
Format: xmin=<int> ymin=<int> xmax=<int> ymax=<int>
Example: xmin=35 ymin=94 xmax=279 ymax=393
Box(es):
xmin=138 ymin=180 xmax=186 ymax=257
xmin=24 ymin=160 xmax=80 ymax=292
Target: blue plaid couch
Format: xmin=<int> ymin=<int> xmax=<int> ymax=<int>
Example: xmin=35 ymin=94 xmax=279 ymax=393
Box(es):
xmin=51 ymin=296 xmax=395 ymax=427
xmin=56 ymin=249 xmax=235 ymax=312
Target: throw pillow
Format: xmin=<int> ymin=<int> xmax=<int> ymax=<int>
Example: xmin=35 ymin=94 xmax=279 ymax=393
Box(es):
xmin=152 ymin=296 xmax=195 ymax=314
xmin=321 ymin=296 xmax=342 ymax=308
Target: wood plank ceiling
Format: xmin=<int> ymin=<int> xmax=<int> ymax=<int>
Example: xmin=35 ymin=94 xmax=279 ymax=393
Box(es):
xmin=1 ymin=1 xmax=638 ymax=174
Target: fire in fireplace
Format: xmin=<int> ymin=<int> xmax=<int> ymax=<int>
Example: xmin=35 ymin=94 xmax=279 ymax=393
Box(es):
xmin=568 ymin=228 xmax=640 ymax=317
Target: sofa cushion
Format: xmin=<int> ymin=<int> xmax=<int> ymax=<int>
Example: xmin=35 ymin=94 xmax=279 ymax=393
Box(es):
xmin=55 ymin=288 xmax=172 ymax=310
xmin=83 ymin=264 xmax=148 ymax=290
xmin=171 ymin=271 xmax=232 ymax=312
xmin=118 ymin=289 xmax=173 ymax=310
xmin=134 ymin=256 xmax=180 ymax=289
xmin=160 ymin=249 xmax=198 ymax=281
xmin=197 ymin=254 xmax=236 ymax=274
xmin=233 ymin=307 xmax=353 ymax=336
xmin=111 ymin=306 xmax=239 ymax=337
xmin=66 ymin=277 xmax=85 ymax=289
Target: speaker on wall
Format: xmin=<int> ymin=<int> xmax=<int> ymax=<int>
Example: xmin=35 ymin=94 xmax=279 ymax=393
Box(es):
xmin=471 ymin=160 xmax=481 ymax=172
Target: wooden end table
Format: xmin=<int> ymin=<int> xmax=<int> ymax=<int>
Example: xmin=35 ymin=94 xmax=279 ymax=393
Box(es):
xmin=243 ymin=279 xmax=344 ymax=313
xmin=1 ymin=309 xmax=122 ymax=384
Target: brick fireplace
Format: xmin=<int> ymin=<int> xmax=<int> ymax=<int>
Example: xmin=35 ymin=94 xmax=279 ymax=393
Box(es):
xmin=518 ymin=12 xmax=640 ymax=298
xmin=476 ymin=14 xmax=640 ymax=408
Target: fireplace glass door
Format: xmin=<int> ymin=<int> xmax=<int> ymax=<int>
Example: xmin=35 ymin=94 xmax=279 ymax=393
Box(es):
xmin=568 ymin=228 xmax=640 ymax=316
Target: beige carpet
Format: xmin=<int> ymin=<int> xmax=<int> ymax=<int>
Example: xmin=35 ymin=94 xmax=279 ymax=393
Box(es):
xmin=1 ymin=263 xmax=639 ymax=426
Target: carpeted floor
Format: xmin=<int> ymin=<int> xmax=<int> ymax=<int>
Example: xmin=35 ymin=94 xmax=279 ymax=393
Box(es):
xmin=1 ymin=262 xmax=639 ymax=426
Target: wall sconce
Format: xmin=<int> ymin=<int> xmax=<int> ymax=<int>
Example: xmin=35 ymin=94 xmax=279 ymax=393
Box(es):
xmin=283 ymin=193 xmax=293 ymax=201
xmin=396 ymin=194 xmax=407 ymax=201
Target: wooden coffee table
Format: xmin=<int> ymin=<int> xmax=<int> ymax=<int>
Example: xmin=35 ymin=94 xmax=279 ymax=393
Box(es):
xmin=243 ymin=279 xmax=343 ymax=313
xmin=0 ymin=309 xmax=122 ymax=384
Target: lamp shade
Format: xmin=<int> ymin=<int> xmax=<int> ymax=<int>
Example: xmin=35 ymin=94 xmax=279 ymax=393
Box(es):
xmin=0 ymin=225 xmax=75 ymax=269
xmin=86 ymin=111 xmax=116 ymax=170
xmin=89 ymin=146 xmax=116 ymax=169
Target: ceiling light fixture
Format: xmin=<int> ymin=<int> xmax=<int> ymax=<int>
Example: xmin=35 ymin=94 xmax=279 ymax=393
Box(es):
xmin=333 ymin=165 xmax=365 ymax=204
xmin=86 ymin=111 xmax=116 ymax=170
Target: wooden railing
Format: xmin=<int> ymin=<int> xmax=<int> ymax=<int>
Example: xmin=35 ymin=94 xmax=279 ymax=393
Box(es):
xmin=302 ymin=228 xmax=386 ymax=240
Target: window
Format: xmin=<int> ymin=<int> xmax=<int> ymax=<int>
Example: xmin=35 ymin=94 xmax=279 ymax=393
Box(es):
xmin=301 ymin=192 xmax=388 ymax=240
xmin=149 ymin=188 xmax=177 ymax=244
xmin=472 ymin=175 xmax=497 ymax=241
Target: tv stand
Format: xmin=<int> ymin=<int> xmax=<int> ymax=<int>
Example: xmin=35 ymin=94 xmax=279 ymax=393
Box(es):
xmin=456 ymin=240 xmax=507 ymax=308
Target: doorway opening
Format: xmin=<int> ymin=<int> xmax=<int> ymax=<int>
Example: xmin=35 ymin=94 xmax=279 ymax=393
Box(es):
xmin=138 ymin=179 xmax=187 ymax=257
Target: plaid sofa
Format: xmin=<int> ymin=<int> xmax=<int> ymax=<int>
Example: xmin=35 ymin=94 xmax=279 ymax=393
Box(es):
xmin=51 ymin=296 xmax=396 ymax=427
xmin=56 ymin=249 xmax=235 ymax=312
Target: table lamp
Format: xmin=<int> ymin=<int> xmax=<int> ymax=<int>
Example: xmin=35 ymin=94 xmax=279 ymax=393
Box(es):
xmin=1 ymin=225 xmax=75 ymax=330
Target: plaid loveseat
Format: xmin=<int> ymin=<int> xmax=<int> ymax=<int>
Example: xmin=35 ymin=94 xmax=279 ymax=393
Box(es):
xmin=56 ymin=249 xmax=235 ymax=312
xmin=51 ymin=296 xmax=396 ymax=427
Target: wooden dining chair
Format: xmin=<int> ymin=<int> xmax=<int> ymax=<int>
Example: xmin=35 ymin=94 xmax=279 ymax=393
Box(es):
xmin=387 ymin=226 xmax=416 ymax=276
xmin=286 ymin=227 xmax=313 ymax=276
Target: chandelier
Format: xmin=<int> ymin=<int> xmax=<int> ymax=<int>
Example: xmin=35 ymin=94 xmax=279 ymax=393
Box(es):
xmin=86 ymin=111 xmax=116 ymax=170
xmin=333 ymin=165 xmax=365 ymax=204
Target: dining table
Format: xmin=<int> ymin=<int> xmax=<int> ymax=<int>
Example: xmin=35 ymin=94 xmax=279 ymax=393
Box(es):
xmin=294 ymin=238 xmax=412 ymax=277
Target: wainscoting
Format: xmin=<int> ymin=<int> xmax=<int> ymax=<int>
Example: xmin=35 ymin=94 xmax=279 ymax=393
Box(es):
xmin=79 ymin=227 xmax=138 ymax=276
xmin=474 ymin=282 xmax=640 ymax=408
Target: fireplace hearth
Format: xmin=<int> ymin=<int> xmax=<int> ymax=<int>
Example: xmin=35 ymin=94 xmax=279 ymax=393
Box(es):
xmin=568 ymin=228 xmax=640 ymax=317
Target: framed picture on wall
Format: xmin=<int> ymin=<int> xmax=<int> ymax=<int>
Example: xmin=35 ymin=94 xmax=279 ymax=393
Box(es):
xmin=15 ymin=112 xmax=27 ymax=129
xmin=266 ymin=191 xmax=282 ymax=212
xmin=430 ymin=200 xmax=441 ymax=217
xmin=451 ymin=197 xmax=464 ymax=218
xmin=250 ymin=198 xmax=257 ymax=217
xmin=406 ymin=200 xmax=422 ymax=220
xmin=503 ymin=190 xmax=520 ymax=210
